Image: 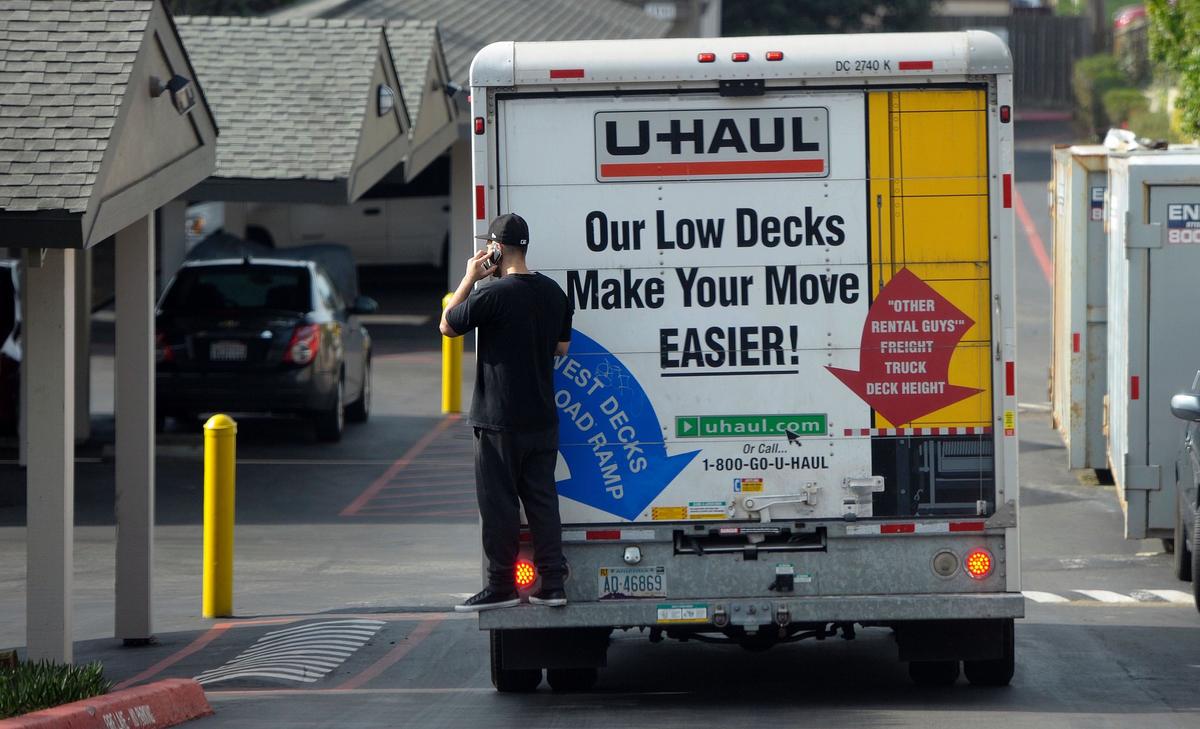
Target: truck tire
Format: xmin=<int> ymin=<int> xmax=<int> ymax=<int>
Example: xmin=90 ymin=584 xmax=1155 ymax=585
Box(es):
xmin=546 ymin=667 xmax=598 ymax=692
xmin=489 ymin=630 xmax=541 ymax=692
xmin=963 ymin=618 xmax=1015 ymax=686
xmin=1175 ymin=500 xmax=1193 ymax=582
xmin=908 ymin=660 xmax=959 ymax=686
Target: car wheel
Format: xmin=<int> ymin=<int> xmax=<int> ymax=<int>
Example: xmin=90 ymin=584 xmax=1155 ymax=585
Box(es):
xmin=346 ymin=356 xmax=370 ymax=424
xmin=314 ymin=375 xmax=344 ymax=442
xmin=1175 ymin=499 xmax=1193 ymax=582
xmin=1193 ymin=509 xmax=1200 ymax=613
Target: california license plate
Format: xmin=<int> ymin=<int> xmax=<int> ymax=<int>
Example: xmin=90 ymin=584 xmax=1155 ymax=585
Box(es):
xmin=210 ymin=340 xmax=246 ymax=361
xmin=598 ymin=566 xmax=666 ymax=599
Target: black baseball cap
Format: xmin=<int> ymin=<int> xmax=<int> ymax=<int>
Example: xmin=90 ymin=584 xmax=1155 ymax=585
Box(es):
xmin=475 ymin=213 xmax=529 ymax=247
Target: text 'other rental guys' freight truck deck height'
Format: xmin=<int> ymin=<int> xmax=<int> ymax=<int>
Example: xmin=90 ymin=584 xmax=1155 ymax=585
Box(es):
xmin=469 ymin=31 xmax=1020 ymax=691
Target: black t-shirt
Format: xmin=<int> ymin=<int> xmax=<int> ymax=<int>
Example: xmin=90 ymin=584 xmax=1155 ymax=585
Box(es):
xmin=446 ymin=272 xmax=573 ymax=431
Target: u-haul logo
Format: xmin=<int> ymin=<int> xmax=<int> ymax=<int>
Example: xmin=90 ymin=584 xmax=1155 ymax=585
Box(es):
xmin=595 ymin=107 xmax=830 ymax=182
xmin=1167 ymin=202 xmax=1200 ymax=244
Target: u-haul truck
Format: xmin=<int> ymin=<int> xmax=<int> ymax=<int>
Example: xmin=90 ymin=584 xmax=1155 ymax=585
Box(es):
xmin=469 ymin=31 xmax=1021 ymax=691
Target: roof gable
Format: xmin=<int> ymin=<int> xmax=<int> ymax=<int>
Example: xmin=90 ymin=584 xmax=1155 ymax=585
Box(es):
xmin=0 ymin=0 xmax=153 ymax=214
xmin=175 ymin=16 xmax=400 ymax=186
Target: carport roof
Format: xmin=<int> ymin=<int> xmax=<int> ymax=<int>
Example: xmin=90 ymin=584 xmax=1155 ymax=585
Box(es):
xmin=175 ymin=17 xmax=407 ymax=187
xmin=0 ymin=0 xmax=154 ymax=214
xmin=316 ymin=0 xmax=672 ymax=84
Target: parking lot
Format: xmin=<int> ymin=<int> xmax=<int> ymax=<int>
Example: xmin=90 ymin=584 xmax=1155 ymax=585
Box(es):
xmin=1 ymin=121 xmax=1198 ymax=727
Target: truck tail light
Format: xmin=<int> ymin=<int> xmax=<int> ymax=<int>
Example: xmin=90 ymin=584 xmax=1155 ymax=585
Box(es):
xmin=731 ymin=52 xmax=750 ymax=62
xmin=474 ymin=116 xmax=485 ymax=135
xmin=765 ymin=51 xmax=784 ymax=61
xmin=155 ymin=330 xmax=174 ymax=364
xmin=697 ymin=52 xmax=716 ymax=63
xmin=515 ymin=559 xmax=537 ymax=589
xmin=964 ymin=548 xmax=993 ymax=580
xmin=1000 ymin=105 xmax=1011 ymax=123
xmin=284 ymin=324 xmax=320 ymax=365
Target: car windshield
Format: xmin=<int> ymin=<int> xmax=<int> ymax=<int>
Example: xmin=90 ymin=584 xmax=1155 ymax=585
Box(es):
xmin=163 ymin=266 xmax=311 ymax=313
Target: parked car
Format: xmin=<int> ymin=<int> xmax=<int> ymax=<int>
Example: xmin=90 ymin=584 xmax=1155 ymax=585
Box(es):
xmin=0 ymin=260 xmax=18 ymax=436
xmin=156 ymin=246 xmax=376 ymax=442
xmin=1169 ymin=379 xmax=1200 ymax=612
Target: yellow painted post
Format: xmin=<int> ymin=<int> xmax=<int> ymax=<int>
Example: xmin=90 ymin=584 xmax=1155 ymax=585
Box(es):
xmin=203 ymin=414 xmax=237 ymax=618
xmin=442 ymin=293 xmax=462 ymax=413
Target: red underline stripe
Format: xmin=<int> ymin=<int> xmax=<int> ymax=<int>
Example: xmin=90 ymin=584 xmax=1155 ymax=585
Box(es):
xmin=600 ymin=159 xmax=825 ymax=178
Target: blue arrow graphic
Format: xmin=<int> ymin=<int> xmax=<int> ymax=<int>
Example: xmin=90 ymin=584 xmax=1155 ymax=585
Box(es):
xmin=555 ymin=330 xmax=699 ymax=520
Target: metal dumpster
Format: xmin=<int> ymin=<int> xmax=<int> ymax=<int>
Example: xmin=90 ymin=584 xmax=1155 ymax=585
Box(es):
xmin=1050 ymin=145 xmax=1109 ymax=471
xmin=1106 ymin=149 xmax=1200 ymax=540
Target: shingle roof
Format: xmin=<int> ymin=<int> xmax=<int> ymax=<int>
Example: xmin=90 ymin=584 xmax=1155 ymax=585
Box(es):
xmin=0 ymin=0 xmax=152 ymax=214
xmin=175 ymin=16 xmax=391 ymax=182
xmin=322 ymin=0 xmax=672 ymax=84
xmin=385 ymin=19 xmax=439 ymax=127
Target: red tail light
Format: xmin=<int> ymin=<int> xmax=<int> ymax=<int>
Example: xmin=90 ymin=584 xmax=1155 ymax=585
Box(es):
xmin=515 ymin=560 xmax=537 ymax=589
xmin=765 ymin=51 xmax=784 ymax=62
xmin=284 ymin=324 xmax=320 ymax=365
xmin=697 ymin=52 xmax=716 ymax=63
xmin=474 ymin=116 xmax=485 ymax=135
xmin=155 ymin=331 xmax=174 ymax=363
xmin=964 ymin=548 xmax=994 ymax=580
xmin=731 ymin=51 xmax=750 ymax=62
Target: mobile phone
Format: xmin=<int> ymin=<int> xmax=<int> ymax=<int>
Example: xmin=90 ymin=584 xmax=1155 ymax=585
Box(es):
xmin=481 ymin=243 xmax=501 ymax=272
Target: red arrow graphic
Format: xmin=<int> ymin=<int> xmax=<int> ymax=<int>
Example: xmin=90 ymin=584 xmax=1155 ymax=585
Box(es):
xmin=827 ymin=267 xmax=981 ymax=426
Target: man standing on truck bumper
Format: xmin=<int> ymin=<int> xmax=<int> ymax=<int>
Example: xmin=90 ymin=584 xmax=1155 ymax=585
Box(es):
xmin=441 ymin=213 xmax=574 ymax=611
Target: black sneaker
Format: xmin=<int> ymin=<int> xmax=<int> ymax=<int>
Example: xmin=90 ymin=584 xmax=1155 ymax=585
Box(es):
xmin=454 ymin=587 xmax=520 ymax=612
xmin=528 ymin=587 xmax=567 ymax=607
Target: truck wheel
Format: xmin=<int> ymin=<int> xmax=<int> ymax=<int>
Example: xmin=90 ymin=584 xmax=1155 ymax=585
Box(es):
xmin=546 ymin=667 xmax=598 ymax=692
xmin=489 ymin=630 xmax=541 ymax=692
xmin=964 ymin=618 xmax=1015 ymax=686
xmin=1175 ymin=500 xmax=1193 ymax=582
xmin=908 ymin=660 xmax=959 ymax=686
xmin=314 ymin=376 xmax=345 ymax=442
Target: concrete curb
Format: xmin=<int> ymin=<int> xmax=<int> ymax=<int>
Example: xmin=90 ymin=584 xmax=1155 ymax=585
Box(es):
xmin=0 ymin=678 xmax=212 ymax=729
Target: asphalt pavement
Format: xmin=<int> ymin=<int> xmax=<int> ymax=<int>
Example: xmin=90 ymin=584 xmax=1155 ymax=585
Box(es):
xmin=1 ymin=120 xmax=1198 ymax=728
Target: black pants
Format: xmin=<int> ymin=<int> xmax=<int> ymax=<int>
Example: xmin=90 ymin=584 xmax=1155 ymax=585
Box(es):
xmin=473 ymin=425 xmax=565 ymax=591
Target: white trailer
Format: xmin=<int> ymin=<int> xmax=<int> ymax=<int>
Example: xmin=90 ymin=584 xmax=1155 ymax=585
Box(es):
xmin=1106 ymin=150 xmax=1200 ymax=544
xmin=469 ymin=31 xmax=1022 ymax=691
xmin=1050 ymin=145 xmax=1109 ymax=471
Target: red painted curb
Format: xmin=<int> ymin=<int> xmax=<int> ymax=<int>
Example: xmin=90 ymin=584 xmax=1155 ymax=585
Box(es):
xmin=0 ymin=678 xmax=212 ymax=729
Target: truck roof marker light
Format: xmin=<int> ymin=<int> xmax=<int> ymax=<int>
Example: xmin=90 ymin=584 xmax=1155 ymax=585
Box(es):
xmin=765 ymin=51 xmax=784 ymax=61
xmin=549 ymin=68 xmax=585 ymax=79
xmin=697 ymin=52 xmax=716 ymax=63
xmin=515 ymin=560 xmax=537 ymax=589
xmin=731 ymin=52 xmax=750 ymax=62
xmin=473 ymin=117 xmax=484 ymax=135
xmin=965 ymin=548 xmax=993 ymax=580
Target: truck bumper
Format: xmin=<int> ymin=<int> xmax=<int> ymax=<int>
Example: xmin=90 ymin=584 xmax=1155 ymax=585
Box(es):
xmin=479 ymin=592 xmax=1024 ymax=630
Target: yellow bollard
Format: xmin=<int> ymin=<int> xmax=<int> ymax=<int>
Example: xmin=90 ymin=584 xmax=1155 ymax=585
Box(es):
xmin=442 ymin=292 xmax=462 ymax=413
xmin=203 ymin=414 xmax=237 ymax=618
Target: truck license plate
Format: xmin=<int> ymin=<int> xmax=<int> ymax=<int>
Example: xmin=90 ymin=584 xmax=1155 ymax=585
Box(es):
xmin=598 ymin=566 xmax=666 ymax=599
xmin=210 ymin=341 xmax=246 ymax=362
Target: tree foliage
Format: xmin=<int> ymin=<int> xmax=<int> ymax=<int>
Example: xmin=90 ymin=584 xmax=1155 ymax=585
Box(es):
xmin=1146 ymin=0 xmax=1200 ymax=137
xmin=721 ymin=0 xmax=936 ymax=36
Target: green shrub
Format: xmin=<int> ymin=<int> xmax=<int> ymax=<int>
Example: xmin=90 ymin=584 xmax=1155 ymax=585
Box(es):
xmin=1103 ymin=87 xmax=1151 ymax=126
xmin=1127 ymin=108 xmax=1183 ymax=142
xmin=0 ymin=660 xmax=111 ymax=719
xmin=1073 ymin=55 xmax=1132 ymax=138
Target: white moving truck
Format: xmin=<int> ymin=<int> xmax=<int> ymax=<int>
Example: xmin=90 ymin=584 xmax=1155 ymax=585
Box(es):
xmin=469 ymin=31 xmax=1021 ymax=691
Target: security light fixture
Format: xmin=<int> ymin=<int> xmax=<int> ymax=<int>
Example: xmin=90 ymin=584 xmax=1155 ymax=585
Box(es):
xmin=377 ymin=84 xmax=396 ymax=116
xmin=150 ymin=74 xmax=195 ymax=115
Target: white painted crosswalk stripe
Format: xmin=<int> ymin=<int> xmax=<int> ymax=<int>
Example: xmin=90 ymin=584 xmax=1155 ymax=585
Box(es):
xmin=196 ymin=619 xmax=385 ymax=686
xmin=1071 ymin=590 xmax=1139 ymax=603
xmin=1022 ymin=591 xmax=1070 ymax=603
xmin=1142 ymin=589 xmax=1193 ymax=604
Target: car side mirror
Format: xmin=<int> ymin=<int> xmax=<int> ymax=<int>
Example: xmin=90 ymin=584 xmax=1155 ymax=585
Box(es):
xmin=349 ymin=295 xmax=379 ymax=316
xmin=1170 ymin=391 xmax=1200 ymax=422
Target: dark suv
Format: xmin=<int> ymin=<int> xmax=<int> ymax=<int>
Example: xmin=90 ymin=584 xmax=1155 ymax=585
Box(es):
xmin=156 ymin=257 xmax=375 ymax=441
